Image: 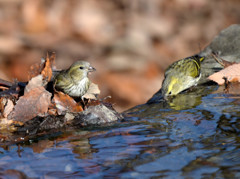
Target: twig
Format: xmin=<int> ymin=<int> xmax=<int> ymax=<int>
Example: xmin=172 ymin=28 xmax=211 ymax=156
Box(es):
xmin=0 ymin=79 xmax=13 ymax=87
xmin=211 ymin=52 xmax=224 ymax=67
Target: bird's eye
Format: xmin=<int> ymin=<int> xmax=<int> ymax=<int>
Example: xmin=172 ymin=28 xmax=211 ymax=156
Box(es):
xmin=169 ymin=91 xmax=172 ymax=95
xmin=79 ymin=66 xmax=84 ymax=70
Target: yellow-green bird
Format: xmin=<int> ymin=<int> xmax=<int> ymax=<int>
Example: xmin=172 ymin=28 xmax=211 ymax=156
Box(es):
xmin=161 ymin=55 xmax=205 ymax=98
xmin=54 ymin=61 xmax=96 ymax=97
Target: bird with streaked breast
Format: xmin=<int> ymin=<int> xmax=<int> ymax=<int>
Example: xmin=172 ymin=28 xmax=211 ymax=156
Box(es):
xmin=54 ymin=61 xmax=96 ymax=98
xmin=161 ymin=55 xmax=205 ymax=98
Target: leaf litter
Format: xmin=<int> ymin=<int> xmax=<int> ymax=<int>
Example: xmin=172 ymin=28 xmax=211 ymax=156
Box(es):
xmin=208 ymin=54 xmax=240 ymax=85
xmin=53 ymin=91 xmax=83 ymax=115
xmin=0 ymin=52 xmax=121 ymax=141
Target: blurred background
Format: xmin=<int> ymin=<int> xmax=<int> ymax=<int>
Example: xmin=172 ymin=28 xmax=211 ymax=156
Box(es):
xmin=0 ymin=0 xmax=239 ymax=111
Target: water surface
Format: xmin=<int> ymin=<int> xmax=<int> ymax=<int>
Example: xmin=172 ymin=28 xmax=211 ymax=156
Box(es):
xmin=1 ymin=85 xmax=240 ymax=178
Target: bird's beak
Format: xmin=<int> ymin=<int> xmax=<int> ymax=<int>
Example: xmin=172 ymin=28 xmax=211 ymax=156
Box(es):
xmin=88 ymin=66 xmax=96 ymax=72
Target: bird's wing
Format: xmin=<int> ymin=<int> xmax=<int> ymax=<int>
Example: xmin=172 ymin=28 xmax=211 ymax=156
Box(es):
xmin=54 ymin=71 xmax=72 ymax=89
xmin=186 ymin=58 xmax=201 ymax=78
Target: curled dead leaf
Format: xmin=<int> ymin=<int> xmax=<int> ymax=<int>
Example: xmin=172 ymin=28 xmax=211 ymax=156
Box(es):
xmin=0 ymin=98 xmax=14 ymax=120
xmin=28 ymin=58 xmax=45 ymax=80
xmin=41 ymin=52 xmax=55 ymax=85
xmin=53 ymin=91 xmax=83 ymax=115
xmin=28 ymin=52 xmax=55 ymax=84
xmin=24 ymin=75 xmax=43 ymax=94
xmin=2 ymin=99 xmax=14 ymax=118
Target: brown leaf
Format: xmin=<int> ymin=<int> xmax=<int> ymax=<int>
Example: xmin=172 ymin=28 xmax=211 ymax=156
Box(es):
xmin=0 ymin=98 xmax=14 ymax=118
xmin=24 ymin=75 xmax=43 ymax=94
xmin=208 ymin=63 xmax=240 ymax=85
xmin=53 ymin=91 xmax=83 ymax=115
xmin=9 ymin=87 xmax=52 ymax=123
xmin=82 ymin=82 xmax=100 ymax=100
xmin=28 ymin=58 xmax=45 ymax=80
xmin=41 ymin=52 xmax=55 ymax=85
xmin=0 ymin=98 xmax=14 ymax=129
xmin=2 ymin=99 xmax=14 ymax=118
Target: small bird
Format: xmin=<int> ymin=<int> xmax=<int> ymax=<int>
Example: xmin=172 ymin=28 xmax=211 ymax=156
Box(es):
xmin=161 ymin=55 xmax=205 ymax=99
xmin=54 ymin=61 xmax=96 ymax=98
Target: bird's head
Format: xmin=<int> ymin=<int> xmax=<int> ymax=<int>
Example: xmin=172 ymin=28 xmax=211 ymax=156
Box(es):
xmin=68 ymin=61 xmax=96 ymax=81
xmin=161 ymin=75 xmax=182 ymax=99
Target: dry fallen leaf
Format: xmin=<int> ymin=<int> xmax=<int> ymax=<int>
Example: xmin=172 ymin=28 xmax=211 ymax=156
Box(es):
xmin=28 ymin=52 xmax=55 ymax=82
xmin=82 ymin=82 xmax=100 ymax=100
xmin=2 ymin=99 xmax=14 ymax=118
xmin=208 ymin=63 xmax=240 ymax=85
xmin=9 ymin=87 xmax=52 ymax=123
xmin=53 ymin=91 xmax=83 ymax=115
xmin=28 ymin=58 xmax=45 ymax=80
xmin=41 ymin=52 xmax=55 ymax=85
xmin=24 ymin=75 xmax=43 ymax=94
xmin=0 ymin=98 xmax=14 ymax=129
